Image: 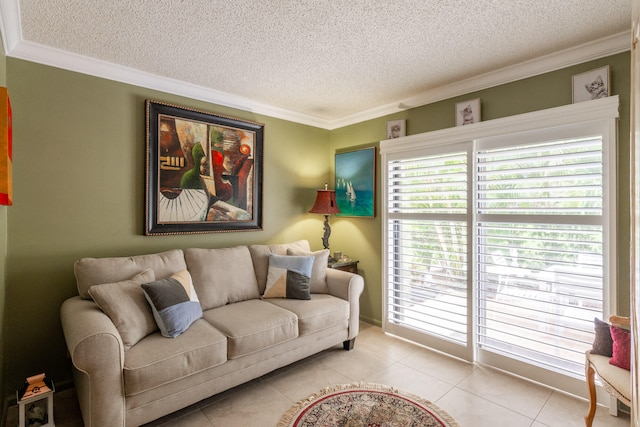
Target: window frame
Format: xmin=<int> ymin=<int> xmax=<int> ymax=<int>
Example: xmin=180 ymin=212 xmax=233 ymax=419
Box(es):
xmin=380 ymin=96 xmax=619 ymax=398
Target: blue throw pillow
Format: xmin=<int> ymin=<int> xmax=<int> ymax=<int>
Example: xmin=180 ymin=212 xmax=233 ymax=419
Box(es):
xmin=263 ymin=254 xmax=314 ymax=300
xmin=141 ymin=270 xmax=202 ymax=338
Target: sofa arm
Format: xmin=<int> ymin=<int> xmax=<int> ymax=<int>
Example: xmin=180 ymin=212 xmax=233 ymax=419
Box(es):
xmin=326 ymin=268 xmax=364 ymax=341
xmin=60 ymin=296 xmax=126 ymax=427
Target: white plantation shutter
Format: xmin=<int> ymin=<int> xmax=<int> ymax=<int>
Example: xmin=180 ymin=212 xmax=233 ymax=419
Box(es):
xmin=476 ymin=138 xmax=603 ymax=215
xmin=386 ymin=151 xmax=469 ymax=348
xmin=476 ymin=137 xmax=604 ymax=377
xmin=381 ymin=97 xmax=618 ymax=396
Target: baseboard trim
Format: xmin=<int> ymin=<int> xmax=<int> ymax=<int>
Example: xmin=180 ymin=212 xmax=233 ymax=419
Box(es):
xmin=360 ymin=315 xmax=381 ymax=327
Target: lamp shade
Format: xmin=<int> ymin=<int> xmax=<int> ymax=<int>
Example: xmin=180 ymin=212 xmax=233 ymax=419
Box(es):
xmin=309 ymin=190 xmax=341 ymax=215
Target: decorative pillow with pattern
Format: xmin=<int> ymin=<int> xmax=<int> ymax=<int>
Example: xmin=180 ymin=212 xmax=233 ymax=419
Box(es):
xmin=141 ymin=270 xmax=202 ymax=338
xmin=263 ymin=254 xmax=314 ymax=300
xmin=286 ymin=248 xmax=330 ymax=293
xmin=609 ymin=325 xmax=631 ymax=371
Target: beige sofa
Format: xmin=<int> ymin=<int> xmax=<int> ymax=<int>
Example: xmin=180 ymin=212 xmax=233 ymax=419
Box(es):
xmin=60 ymin=240 xmax=364 ymax=427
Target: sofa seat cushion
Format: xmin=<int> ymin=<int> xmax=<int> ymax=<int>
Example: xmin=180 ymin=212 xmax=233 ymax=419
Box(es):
xmin=123 ymin=319 xmax=227 ymax=396
xmin=203 ymin=300 xmax=298 ymax=359
xmin=265 ymin=294 xmax=349 ymax=336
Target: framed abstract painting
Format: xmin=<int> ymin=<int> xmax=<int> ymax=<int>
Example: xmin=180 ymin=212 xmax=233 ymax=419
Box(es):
xmin=334 ymin=147 xmax=376 ymax=217
xmin=145 ymin=100 xmax=264 ymax=235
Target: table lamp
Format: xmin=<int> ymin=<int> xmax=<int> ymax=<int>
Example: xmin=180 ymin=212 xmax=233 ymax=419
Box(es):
xmin=309 ymin=183 xmax=341 ymax=255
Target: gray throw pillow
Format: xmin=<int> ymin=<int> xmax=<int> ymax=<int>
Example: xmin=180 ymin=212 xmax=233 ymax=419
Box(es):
xmin=141 ymin=270 xmax=202 ymax=338
xmin=263 ymin=254 xmax=314 ymax=300
xmin=286 ymin=248 xmax=330 ymax=293
xmin=591 ymin=317 xmax=613 ymax=356
xmin=88 ymin=269 xmax=157 ymax=350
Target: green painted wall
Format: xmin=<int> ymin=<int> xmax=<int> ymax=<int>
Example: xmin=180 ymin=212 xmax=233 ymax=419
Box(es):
xmin=330 ymin=51 xmax=631 ymax=325
xmin=3 ymin=58 xmax=330 ymax=396
xmin=0 ymin=50 xmax=631 ymax=402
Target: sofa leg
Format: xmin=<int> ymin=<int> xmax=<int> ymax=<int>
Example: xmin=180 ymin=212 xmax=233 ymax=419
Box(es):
xmin=343 ymin=338 xmax=355 ymax=351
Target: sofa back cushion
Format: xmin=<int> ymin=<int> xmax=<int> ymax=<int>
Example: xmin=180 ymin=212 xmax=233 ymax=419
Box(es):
xmin=185 ymin=246 xmax=260 ymax=310
xmin=248 ymin=240 xmax=310 ymax=295
xmin=74 ymin=249 xmax=187 ymax=299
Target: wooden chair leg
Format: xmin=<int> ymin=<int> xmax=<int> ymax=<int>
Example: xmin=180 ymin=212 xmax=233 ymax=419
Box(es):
xmin=585 ymin=361 xmax=597 ymax=427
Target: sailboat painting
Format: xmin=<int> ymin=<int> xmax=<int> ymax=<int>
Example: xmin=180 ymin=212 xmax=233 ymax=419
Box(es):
xmin=335 ymin=147 xmax=376 ymax=217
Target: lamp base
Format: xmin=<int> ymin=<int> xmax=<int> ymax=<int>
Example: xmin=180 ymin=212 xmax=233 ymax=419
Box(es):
xmin=321 ymin=214 xmax=331 ymax=252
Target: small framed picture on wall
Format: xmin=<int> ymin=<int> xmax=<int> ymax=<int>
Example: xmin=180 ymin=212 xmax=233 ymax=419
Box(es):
xmin=572 ymin=66 xmax=610 ymax=103
xmin=455 ymin=98 xmax=481 ymax=126
xmin=386 ymin=120 xmax=406 ymax=139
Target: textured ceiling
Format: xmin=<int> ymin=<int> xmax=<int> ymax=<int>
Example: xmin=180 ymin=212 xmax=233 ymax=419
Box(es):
xmin=2 ymin=0 xmax=633 ymax=128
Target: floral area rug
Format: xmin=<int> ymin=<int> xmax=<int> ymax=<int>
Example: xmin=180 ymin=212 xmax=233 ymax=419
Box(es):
xmin=278 ymin=382 xmax=460 ymax=427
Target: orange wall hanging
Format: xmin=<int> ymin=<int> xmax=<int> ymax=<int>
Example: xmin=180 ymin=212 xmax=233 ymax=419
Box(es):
xmin=0 ymin=87 xmax=12 ymax=206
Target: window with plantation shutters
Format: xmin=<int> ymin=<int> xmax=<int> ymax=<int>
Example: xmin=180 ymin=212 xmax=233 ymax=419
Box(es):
xmin=475 ymin=137 xmax=604 ymax=378
xmin=380 ymin=97 xmax=619 ymax=398
xmin=386 ymin=151 xmax=470 ymax=351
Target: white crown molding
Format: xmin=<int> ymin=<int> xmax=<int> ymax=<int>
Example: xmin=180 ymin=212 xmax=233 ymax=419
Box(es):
xmin=7 ymin=38 xmax=332 ymax=129
xmin=328 ymin=31 xmax=631 ymax=130
xmin=0 ymin=0 xmax=631 ymax=131
xmin=0 ymin=0 xmax=22 ymax=54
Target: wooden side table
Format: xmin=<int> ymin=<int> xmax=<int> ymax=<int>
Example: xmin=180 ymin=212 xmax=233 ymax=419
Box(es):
xmin=328 ymin=259 xmax=358 ymax=274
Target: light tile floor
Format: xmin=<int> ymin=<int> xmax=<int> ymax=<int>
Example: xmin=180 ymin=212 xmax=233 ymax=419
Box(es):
xmin=6 ymin=322 xmax=630 ymax=426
